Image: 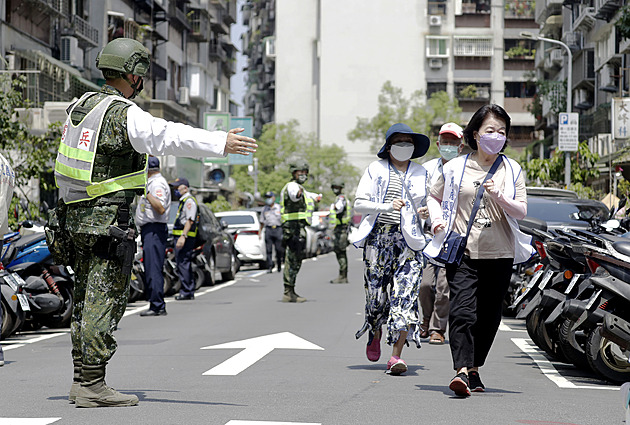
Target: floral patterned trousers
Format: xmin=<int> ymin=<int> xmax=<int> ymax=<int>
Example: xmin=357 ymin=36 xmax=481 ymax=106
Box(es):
xmin=355 ymin=222 xmax=423 ymax=348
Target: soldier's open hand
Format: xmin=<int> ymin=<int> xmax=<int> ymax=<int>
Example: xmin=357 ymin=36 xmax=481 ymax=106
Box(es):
xmin=225 ymin=128 xmax=258 ymax=155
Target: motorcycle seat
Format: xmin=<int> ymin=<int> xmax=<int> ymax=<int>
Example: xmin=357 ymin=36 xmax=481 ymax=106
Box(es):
xmin=612 ymin=241 xmax=630 ymax=257
xmin=13 ymin=233 xmax=46 ymax=251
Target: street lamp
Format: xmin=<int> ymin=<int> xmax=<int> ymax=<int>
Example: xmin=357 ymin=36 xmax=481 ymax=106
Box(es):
xmin=520 ymin=31 xmax=573 ymax=188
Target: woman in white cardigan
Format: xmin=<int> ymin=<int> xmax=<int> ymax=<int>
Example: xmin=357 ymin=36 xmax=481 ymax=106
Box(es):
xmin=424 ymin=104 xmax=534 ymax=396
xmin=352 ymin=123 xmax=430 ymax=375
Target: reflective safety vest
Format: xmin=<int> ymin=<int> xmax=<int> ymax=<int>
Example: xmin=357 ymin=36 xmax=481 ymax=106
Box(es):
xmin=305 ymin=196 xmax=315 ymax=226
xmin=330 ymin=195 xmax=352 ymax=226
xmin=280 ymin=181 xmax=308 ymax=223
xmin=54 ymin=92 xmax=148 ymax=204
xmin=172 ymin=195 xmax=199 ymax=238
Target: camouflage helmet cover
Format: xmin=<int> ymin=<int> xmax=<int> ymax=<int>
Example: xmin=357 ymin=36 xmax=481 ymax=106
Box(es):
xmin=331 ymin=177 xmax=345 ymax=188
xmin=96 ymin=38 xmax=151 ymax=77
xmin=289 ymin=161 xmax=309 ymax=174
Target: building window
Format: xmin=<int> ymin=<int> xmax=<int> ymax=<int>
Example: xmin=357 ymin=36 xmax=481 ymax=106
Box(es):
xmin=427 ymin=82 xmax=447 ymax=97
xmin=453 ymin=36 xmax=492 ymax=56
xmin=426 ymin=36 xmax=450 ymax=58
xmin=505 ymin=81 xmax=535 ymax=98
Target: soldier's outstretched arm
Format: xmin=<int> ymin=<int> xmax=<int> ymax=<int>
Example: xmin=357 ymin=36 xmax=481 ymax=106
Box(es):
xmin=126 ymin=105 xmax=257 ymax=158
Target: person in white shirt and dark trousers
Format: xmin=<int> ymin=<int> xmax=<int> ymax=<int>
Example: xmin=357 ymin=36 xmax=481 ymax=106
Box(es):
xmin=136 ymin=156 xmax=171 ymax=316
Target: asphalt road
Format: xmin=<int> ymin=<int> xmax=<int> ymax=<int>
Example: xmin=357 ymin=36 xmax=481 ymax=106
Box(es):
xmin=0 ymin=248 xmax=623 ymax=425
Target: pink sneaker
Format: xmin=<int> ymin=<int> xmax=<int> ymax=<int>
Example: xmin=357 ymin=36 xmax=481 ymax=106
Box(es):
xmin=387 ymin=356 xmax=408 ymax=375
xmin=366 ymin=331 xmax=381 ymax=362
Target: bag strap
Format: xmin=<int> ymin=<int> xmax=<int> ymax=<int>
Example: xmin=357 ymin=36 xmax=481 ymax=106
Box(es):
xmin=462 ymin=154 xmax=504 ymax=240
xmin=390 ymin=163 xmax=424 ymax=229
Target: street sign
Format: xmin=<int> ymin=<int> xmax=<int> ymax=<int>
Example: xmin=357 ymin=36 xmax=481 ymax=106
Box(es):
xmin=205 ymin=112 xmax=231 ymax=164
xmin=229 ymin=116 xmax=255 ymax=165
xmin=201 ymin=332 xmax=324 ymax=376
xmin=612 ymin=98 xmax=630 ymax=140
xmin=558 ymin=112 xmax=579 ymax=152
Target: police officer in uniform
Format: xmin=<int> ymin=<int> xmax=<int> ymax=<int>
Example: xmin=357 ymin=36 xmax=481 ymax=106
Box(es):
xmin=260 ymin=191 xmax=283 ymax=273
xmin=171 ymin=177 xmax=198 ymax=300
xmin=135 ymin=156 xmax=170 ymax=316
xmin=329 ymin=178 xmax=351 ymax=284
xmin=45 ymin=38 xmax=256 ymax=408
xmin=280 ymin=162 xmax=321 ymax=302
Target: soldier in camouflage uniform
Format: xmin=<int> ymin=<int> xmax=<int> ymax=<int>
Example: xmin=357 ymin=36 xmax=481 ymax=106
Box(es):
xmin=329 ymin=178 xmax=351 ymax=284
xmin=280 ymin=162 xmax=321 ymax=302
xmin=45 ymin=38 xmax=257 ymax=408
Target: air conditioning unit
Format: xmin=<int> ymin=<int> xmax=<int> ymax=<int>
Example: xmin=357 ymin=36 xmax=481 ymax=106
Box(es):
xmin=429 ymin=58 xmax=443 ymax=69
xmin=429 ymin=15 xmax=442 ymax=26
xmin=60 ymin=36 xmax=84 ymax=69
xmin=178 ymin=86 xmax=190 ymax=105
xmin=550 ymin=49 xmax=564 ymax=66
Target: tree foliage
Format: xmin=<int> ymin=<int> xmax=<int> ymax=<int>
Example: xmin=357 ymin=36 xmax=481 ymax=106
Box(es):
xmin=616 ymin=5 xmax=630 ymax=40
xmin=231 ymin=121 xmax=360 ymax=208
xmin=521 ymin=141 xmax=601 ymax=196
xmin=347 ymin=81 xmax=462 ymax=160
xmin=0 ymin=74 xmax=61 ymax=197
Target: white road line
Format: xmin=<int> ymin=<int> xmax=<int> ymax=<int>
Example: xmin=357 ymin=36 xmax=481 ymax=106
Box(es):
xmin=499 ymin=321 xmax=527 ymax=332
xmin=124 ymin=279 xmax=238 ymax=317
xmin=226 ymin=422 xmax=321 ymax=425
xmin=1 ymin=332 xmax=68 ymax=351
xmin=249 ymin=271 xmax=268 ymax=278
xmin=512 ymin=338 xmax=618 ymax=390
xmin=0 ymin=419 xmax=61 ymax=425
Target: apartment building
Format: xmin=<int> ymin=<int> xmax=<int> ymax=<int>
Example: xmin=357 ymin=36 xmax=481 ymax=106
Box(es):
xmin=1 ymin=0 xmax=238 ymax=197
xmin=532 ymin=0 xmax=629 ymax=193
xmin=242 ymin=0 xmax=538 ymax=171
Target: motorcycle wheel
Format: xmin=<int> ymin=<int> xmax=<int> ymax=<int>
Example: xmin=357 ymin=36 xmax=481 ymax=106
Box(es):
xmin=586 ymin=326 xmax=630 ymax=384
xmin=533 ymin=308 xmax=569 ymax=363
xmin=128 ymin=267 xmax=145 ymax=303
xmin=221 ymin=251 xmax=238 ymax=282
xmin=193 ymin=264 xmax=204 ymax=291
xmin=526 ymin=307 xmax=546 ymax=349
xmin=1 ymin=297 xmax=14 ymax=339
xmin=163 ymin=273 xmax=175 ymax=297
xmin=40 ymin=281 xmax=73 ymax=329
xmin=558 ymin=318 xmax=590 ymax=370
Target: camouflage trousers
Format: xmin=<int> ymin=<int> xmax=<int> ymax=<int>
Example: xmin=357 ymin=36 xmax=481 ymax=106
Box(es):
xmin=355 ymin=223 xmax=423 ymax=348
xmin=70 ymin=234 xmax=130 ymax=366
xmin=333 ymin=226 xmax=349 ymax=277
xmin=283 ymin=226 xmax=306 ymax=288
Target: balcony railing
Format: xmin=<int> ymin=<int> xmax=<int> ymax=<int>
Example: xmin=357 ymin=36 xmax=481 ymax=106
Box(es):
xmin=453 ymin=37 xmax=493 ymax=56
xmin=188 ymin=9 xmax=210 ymax=41
xmin=68 ymin=15 xmax=99 ymax=48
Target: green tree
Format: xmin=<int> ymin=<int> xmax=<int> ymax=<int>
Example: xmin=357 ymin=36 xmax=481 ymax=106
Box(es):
xmin=347 ymin=81 xmax=462 ymax=159
xmin=521 ymin=141 xmax=600 ymax=196
xmin=0 ymin=74 xmax=62 ymax=228
xmin=616 ymin=4 xmax=630 ymax=39
xmin=231 ymin=121 xmax=360 ymax=208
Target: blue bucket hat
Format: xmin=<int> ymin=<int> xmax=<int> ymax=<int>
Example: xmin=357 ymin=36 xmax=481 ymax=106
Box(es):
xmin=377 ymin=123 xmax=431 ymax=160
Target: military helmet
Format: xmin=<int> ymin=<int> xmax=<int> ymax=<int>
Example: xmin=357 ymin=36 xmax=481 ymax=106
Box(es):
xmin=331 ymin=177 xmax=345 ymax=188
xmin=96 ymin=38 xmax=150 ymax=77
xmin=289 ymin=161 xmax=309 ymax=174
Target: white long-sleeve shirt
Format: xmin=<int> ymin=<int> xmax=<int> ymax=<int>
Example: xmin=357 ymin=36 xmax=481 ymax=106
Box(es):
xmin=127 ymin=105 xmax=228 ymax=158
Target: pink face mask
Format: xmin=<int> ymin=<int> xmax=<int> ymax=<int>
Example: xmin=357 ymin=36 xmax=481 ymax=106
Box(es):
xmin=478 ymin=133 xmax=506 ymax=154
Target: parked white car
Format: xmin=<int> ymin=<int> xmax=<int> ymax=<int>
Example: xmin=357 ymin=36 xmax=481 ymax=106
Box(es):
xmin=215 ymin=210 xmax=267 ymax=268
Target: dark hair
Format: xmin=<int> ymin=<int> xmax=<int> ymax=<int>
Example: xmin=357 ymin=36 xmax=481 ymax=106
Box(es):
xmin=463 ymin=104 xmax=511 ymax=151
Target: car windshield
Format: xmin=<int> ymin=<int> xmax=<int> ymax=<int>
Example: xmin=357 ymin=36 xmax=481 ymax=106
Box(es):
xmin=526 ymin=197 xmax=609 ymax=225
xmin=217 ymin=215 xmax=256 ymax=225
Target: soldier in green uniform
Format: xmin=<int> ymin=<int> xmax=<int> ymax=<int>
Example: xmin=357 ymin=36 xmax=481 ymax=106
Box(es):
xmin=45 ymin=38 xmax=256 ymax=408
xmin=280 ymin=161 xmax=321 ymax=302
xmin=329 ymin=178 xmax=351 ymax=284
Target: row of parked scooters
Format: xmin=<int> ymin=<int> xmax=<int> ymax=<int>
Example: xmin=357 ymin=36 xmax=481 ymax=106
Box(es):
xmin=506 ymin=204 xmax=630 ymax=384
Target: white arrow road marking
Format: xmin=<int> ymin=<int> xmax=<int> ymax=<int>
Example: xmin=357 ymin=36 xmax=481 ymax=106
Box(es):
xmin=226 ymin=422 xmax=321 ymax=425
xmin=0 ymin=419 xmax=61 ymax=425
xmin=201 ymin=332 xmax=324 ymax=376
xmin=512 ymin=338 xmax=618 ymax=390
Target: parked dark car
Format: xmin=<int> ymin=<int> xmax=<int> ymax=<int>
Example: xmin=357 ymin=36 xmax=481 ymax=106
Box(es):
xmin=169 ymin=202 xmax=240 ymax=282
xmin=520 ymin=195 xmax=610 ymax=231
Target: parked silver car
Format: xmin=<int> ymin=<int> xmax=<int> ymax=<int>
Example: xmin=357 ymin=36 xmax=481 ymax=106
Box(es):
xmin=215 ymin=210 xmax=267 ymax=268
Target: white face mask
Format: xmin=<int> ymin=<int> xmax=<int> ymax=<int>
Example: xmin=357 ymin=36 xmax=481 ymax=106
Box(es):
xmin=390 ymin=142 xmax=415 ymax=162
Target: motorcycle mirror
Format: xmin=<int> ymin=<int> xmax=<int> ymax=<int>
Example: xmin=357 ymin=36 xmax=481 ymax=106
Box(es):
xmin=21 ymin=220 xmax=33 ymax=229
xmin=602 ymin=219 xmax=620 ymax=230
